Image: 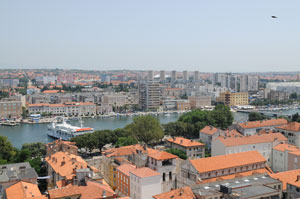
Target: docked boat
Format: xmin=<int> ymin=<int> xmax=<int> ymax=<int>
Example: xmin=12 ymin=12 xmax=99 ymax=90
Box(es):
xmin=47 ymin=117 xmax=94 ymax=140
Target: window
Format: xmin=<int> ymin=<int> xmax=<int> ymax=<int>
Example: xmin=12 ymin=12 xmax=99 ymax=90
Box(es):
xmin=163 ymin=173 xmax=166 ymax=181
xmin=169 ymin=172 xmax=172 ymax=180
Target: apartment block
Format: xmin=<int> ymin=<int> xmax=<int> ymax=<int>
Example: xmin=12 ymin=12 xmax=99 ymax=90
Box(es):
xmin=0 ymin=100 xmax=22 ymax=119
xmin=216 ymin=91 xmax=248 ymax=106
xmin=276 ymin=122 xmax=300 ymax=147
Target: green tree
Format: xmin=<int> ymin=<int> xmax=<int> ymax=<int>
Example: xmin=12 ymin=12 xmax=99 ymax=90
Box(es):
xmin=21 ymin=142 xmax=46 ymax=158
xmin=290 ymin=92 xmax=298 ymax=100
xmin=292 ymin=113 xmax=300 ymax=122
xmin=115 ymin=136 xmax=138 ymax=147
xmin=248 ymin=112 xmax=270 ymax=121
xmin=165 ymin=148 xmax=187 ymax=160
xmin=126 ymin=115 xmax=164 ymax=144
xmin=0 ymin=136 xmax=17 ymax=164
xmin=163 ymin=121 xmax=187 ymax=137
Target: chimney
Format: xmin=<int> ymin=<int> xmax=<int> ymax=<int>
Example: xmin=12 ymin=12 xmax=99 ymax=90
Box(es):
xmin=297 ymin=175 xmax=300 ymax=182
xmin=72 ymin=157 xmax=76 ymax=165
xmin=102 ymin=190 xmax=106 ymax=198
xmin=180 ymin=140 xmax=183 ymax=144
xmin=190 ymin=139 xmax=193 ymax=142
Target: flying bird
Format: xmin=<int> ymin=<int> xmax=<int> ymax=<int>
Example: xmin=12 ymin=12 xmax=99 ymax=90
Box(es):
xmin=271 ymin=16 xmax=278 ymax=19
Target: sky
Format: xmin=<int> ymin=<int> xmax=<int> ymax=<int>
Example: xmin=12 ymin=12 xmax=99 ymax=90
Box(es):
xmin=0 ymin=1 xmax=299 ymax=72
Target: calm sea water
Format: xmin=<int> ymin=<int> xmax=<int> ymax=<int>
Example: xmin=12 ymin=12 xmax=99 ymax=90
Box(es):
xmin=1 ymin=109 xmax=299 ymax=148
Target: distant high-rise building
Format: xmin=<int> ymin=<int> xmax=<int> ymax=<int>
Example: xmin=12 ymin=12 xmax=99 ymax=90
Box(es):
xmin=240 ymin=75 xmax=258 ymax=92
xmin=139 ymin=81 xmax=160 ymax=111
xmin=194 ymin=71 xmax=200 ymax=82
xmin=183 ymin=71 xmax=188 ymax=81
xmin=171 ymin=70 xmax=177 ymax=82
xmin=160 ymin=70 xmax=166 ymax=81
xmin=148 ymin=70 xmax=154 ymax=81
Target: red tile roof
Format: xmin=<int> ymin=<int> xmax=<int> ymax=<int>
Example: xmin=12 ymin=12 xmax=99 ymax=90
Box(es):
xmin=273 ymin=143 xmax=300 ymax=152
xmin=216 ymin=133 xmax=287 ymax=147
xmin=6 ymin=181 xmax=47 ymax=199
xmin=166 ymin=137 xmax=205 ymax=147
xmin=130 ymin=167 xmax=160 ymax=178
xmin=270 ymin=169 xmax=300 ymax=190
xmin=117 ymin=163 xmax=136 ymax=177
xmin=239 ymin=118 xmax=288 ymax=129
xmin=103 ymin=144 xmax=146 ymax=158
xmin=276 ymin=122 xmax=300 ymax=132
xmin=200 ymin=126 xmax=219 ymax=135
xmin=148 ymin=150 xmax=178 ymax=160
xmin=153 ymin=186 xmax=196 ymax=199
xmin=190 ymin=151 xmax=266 ymax=174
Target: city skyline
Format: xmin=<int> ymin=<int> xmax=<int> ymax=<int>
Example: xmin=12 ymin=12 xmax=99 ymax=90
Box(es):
xmin=1 ymin=0 xmax=300 ymax=72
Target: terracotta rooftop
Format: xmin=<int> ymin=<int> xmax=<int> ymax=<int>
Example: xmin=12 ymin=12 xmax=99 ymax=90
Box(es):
xmin=216 ymin=133 xmax=287 ymax=147
xmin=116 ymin=163 xmax=136 ymax=176
xmin=200 ymin=126 xmax=219 ymax=135
xmin=239 ymin=118 xmax=288 ymax=129
xmin=148 ymin=150 xmax=178 ymax=160
xmin=190 ymin=151 xmax=266 ymax=174
xmin=130 ymin=167 xmax=160 ymax=178
xmin=45 ymin=151 xmax=97 ymax=180
xmin=6 ymin=181 xmax=47 ymax=199
xmin=270 ymin=169 xmax=300 ymax=190
xmin=102 ymin=144 xmax=146 ymax=158
xmin=49 ymin=180 xmax=116 ymax=199
xmin=273 ymin=143 xmax=300 ymax=152
xmin=276 ymin=122 xmax=300 ymax=132
xmin=153 ymin=186 xmax=196 ymax=199
xmin=42 ymin=89 xmax=61 ymax=94
xmin=166 ymin=137 xmax=205 ymax=147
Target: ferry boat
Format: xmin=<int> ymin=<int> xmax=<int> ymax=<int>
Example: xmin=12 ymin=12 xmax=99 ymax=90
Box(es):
xmin=47 ymin=117 xmax=94 ymax=140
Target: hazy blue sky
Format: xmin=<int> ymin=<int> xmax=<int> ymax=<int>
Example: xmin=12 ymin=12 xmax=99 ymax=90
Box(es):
xmin=0 ymin=1 xmax=299 ymax=72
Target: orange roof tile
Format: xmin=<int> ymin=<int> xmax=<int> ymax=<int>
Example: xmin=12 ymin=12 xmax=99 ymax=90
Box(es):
xmin=269 ymin=169 xmax=300 ymax=190
xmin=273 ymin=143 xmax=300 ymax=152
xmin=166 ymin=137 xmax=205 ymax=147
xmin=117 ymin=163 xmax=136 ymax=177
xmin=48 ymin=185 xmax=81 ymax=198
xmin=276 ymin=122 xmax=300 ymax=132
xmin=239 ymin=118 xmax=288 ymax=129
xmin=148 ymin=150 xmax=178 ymax=160
xmin=130 ymin=167 xmax=160 ymax=178
xmin=45 ymin=151 xmax=96 ymax=180
xmin=42 ymin=89 xmax=60 ymax=94
xmin=216 ymin=133 xmax=287 ymax=147
xmin=6 ymin=181 xmax=47 ymax=199
xmin=103 ymin=144 xmax=146 ymax=158
xmin=200 ymin=126 xmax=219 ymax=135
xmin=153 ymin=186 xmax=196 ymax=199
xmin=190 ymin=151 xmax=266 ymax=174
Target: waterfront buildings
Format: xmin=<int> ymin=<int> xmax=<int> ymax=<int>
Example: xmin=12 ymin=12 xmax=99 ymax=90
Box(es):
xmin=0 ymin=99 xmax=22 ymax=119
xmin=179 ymin=151 xmax=268 ymax=187
xmin=216 ymin=91 xmax=248 ymax=106
xmin=237 ymin=118 xmax=288 ymax=135
xmin=166 ymin=137 xmax=205 ymax=159
xmin=130 ymin=167 xmax=161 ymax=199
xmin=28 ymin=102 xmax=96 ymax=116
xmin=188 ymin=96 xmax=211 ymax=108
xmin=275 ymin=122 xmax=300 ymax=147
xmin=212 ymin=133 xmax=287 ymax=166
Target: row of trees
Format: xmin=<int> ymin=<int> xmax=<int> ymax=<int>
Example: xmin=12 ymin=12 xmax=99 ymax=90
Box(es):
xmin=250 ymin=99 xmax=294 ymax=106
xmin=163 ymin=104 xmax=233 ymax=138
xmin=71 ymin=115 xmax=164 ymax=152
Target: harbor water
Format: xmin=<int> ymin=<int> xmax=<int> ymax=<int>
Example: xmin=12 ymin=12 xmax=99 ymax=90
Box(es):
xmin=1 ymin=109 xmax=299 ymax=148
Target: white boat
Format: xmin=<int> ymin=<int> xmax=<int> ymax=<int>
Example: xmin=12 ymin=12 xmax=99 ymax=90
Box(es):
xmin=47 ymin=117 xmax=94 ymax=140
